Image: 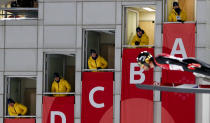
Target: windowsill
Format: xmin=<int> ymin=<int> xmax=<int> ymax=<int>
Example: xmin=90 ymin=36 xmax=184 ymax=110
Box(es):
xmin=43 ymin=92 xmax=76 ymax=95
xmin=122 ymin=45 xmax=154 ymax=48
xmin=4 ymin=115 xmax=36 ymax=118
xmin=82 ymin=69 xmax=115 ymax=72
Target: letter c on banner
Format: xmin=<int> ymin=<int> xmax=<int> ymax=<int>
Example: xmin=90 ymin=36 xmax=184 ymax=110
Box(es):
xmin=89 ymin=86 xmax=105 ymax=108
xmin=51 ymin=111 xmax=66 ymax=123
xmin=130 ymin=63 xmax=145 ymax=84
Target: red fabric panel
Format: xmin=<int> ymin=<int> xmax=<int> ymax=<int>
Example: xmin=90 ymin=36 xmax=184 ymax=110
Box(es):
xmin=4 ymin=119 xmax=35 ymax=123
xmin=162 ymin=23 xmax=195 ymax=123
xmin=121 ymin=48 xmax=154 ymax=123
xmin=42 ymin=96 xmax=74 ymax=123
xmin=82 ymin=72 xmax=113 ymax=123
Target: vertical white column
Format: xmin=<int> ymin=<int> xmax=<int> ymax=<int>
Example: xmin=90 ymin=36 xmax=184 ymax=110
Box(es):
xmin=114 ymin=25 xmax=122 ymax=123
xmin=154 ymin=1 xmax=162 ymax=123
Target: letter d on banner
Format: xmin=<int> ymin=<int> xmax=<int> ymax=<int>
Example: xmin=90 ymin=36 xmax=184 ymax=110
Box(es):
xmin=130 ymin=63 xmax=145 ymax=84
xmin=51 ymin=111 xmax=66 ymax=123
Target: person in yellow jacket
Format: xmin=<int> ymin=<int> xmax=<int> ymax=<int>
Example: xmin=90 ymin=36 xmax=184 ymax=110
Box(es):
xmin=51 ymin=73 xmax=71 ymax=97
xmin=168 ymin=2 xmax=187 ymax=22
xmin=88 ymin=49 xmax=108 ymax=70
xmin=130 ymin=27 xmax=149 ymax=46
xmin=8 ymin=98 xmax=27 ymax=116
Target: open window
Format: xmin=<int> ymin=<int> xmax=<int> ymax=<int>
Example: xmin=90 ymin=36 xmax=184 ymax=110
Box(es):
xmin=44 ymin=54 xmax=75 ymax=94
xmin=124 ymin=6 xmax=156 ymax=47
xmin=4 ymin=77 xmax=36 ymax=116
xmin=0 ymin=0 xmax=38 ymax=20
xmin=83 ymin=30 xmax=115 ymax=70
xmin=164 ymin=0 xmax=196 ymax=22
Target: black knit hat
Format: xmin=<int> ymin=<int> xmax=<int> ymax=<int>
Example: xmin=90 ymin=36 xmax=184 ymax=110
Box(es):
xmin=54 ymin=73 xmax=60 ymax=78
xmin=8 ymin=98 xmax=15 ymax=104
xmin=90 ymin=49 xmax=96 ymax=54
xmin=173 ymin=2 xmax=179 ymax=7
xmin=136 ymin=27 xmax=142 ymax=32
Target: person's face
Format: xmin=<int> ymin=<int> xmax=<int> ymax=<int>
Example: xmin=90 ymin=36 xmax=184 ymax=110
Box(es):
xmin=173 ymin=5 xmax=179 ymax=9
xmin=137 ymin=31 xmax=142 ymax=36
xmin=141 ymin=62 xmax=154 ymax=71
xmin=9 ymin=103 xmax=14 ymax=107
xmin=55 ymin=77 xmax=59 ymax=81
xmin=91 ymin=53 xmax=96 ymax=58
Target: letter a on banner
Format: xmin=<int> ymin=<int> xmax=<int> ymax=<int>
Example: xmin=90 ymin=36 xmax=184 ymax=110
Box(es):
xmin=171 ymin=38 xmax=187 ymax=58
xmin=162 ymin=23 xmax=195 ymax=123
xmin=82 ymin=72 xmax=113 ymax=123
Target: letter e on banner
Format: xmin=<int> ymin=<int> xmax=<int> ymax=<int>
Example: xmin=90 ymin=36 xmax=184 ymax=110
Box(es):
xmin=130 ymin=63 xmax=145 ymax=84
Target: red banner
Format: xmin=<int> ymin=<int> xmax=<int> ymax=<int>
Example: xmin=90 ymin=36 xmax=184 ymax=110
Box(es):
xmin=121 ymin=48 xmax=154 ymax=123
xmin=42 ymin=96 xmax=74 ymax=123
xmin=4 ymin=119 xmax=35 ymax=123
xmin=82 ymin=72 xmax=113 ymax=123
xmin=162 ymin=23 xmax=195 ymax=123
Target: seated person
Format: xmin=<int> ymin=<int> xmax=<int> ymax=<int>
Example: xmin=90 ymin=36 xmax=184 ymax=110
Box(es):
xmin=51 ymin=73 xmax=71 ymax=97
xmin=130 ymin=27 xmax=149 ymax=46
xmin=8 ymin=98 xmax=27 ymax=116
xmin=88 ymin=49 xmax=108 ymax=70
xmin=168 ymin=2 xmax=187 ymax=22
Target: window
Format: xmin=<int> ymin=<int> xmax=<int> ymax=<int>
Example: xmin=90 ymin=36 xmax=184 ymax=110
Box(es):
xmin=124 ymin=6 xmax=156 ymax=47
xmin=0 ymin=0 xmax=38 ymax=20
xmin=4 ymin=77 xmax=36 ymax=116
xmin=164 ymin=0 xmax=195 ymax=22
xmin=83 ymin=30 xmax=115 ymax=70
xmin=44 ymin=54 xmax=75 ymax=93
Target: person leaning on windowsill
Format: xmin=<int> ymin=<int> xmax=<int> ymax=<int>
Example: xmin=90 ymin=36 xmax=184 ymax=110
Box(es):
xmin=51 ymin=73 xmax=71 ymax=97
xmin=8 ymin=98 xmax=28 ymax=116
xmin=88 ymin=49 xmax=108 ymax=70
xmin=130 ymin=27 xmax=149 ymax=46
xmin=168 ymin=2 xmax=187 ymax=22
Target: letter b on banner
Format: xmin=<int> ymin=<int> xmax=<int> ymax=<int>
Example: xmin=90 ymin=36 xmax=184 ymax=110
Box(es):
xmin=130 ymin=63 xmax=145 ymax=84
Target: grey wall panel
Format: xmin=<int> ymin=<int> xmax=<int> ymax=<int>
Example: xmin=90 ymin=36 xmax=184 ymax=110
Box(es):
xmin=0 ymin=50 xmax=4 ymax=71
xmin=197 ymin=1 xmax=207 ymax=23
xmin=36 ymin=95 xmax=43 ymax=117
xmin=77 ymin=2 xmax=83 ymax=25
xmin=37 ymin=49 xmax=43 ymax=72
xmin=44 ymin=3 xmax=76 ymax=25
xmin=5 ymin=49 xmax=37 ymax=71
xmin=154 ymin=24 xmax=162 ymax=48
xmin=0 ymin=95 xmax=3 ymax=117
xmin=0 ymin=26 xmax=4 ymax=48
xmin=83 ymin=2 xmax=116 ymax=25
xmin=0 ymin=73 xmax=3 ymax=94
xmin=5 ymin=26 xmax=37 ymax=48
xmin=114 ymin=72 xmax=121 ymax=95
xmin=44 ymin=26 xmax=76 ymax=48
xmin=197 ymin=48 xmax=210 ymax=63
xmin=197 ymin=24 xmax=207 ymax=47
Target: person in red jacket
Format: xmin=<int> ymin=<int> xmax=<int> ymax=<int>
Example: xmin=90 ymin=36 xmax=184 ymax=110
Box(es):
xmin=136 ymin=51 xmax=210 ymax=78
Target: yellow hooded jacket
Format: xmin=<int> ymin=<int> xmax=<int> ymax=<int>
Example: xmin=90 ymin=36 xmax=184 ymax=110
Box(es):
xmin=130 ymin=33 xmax=149 ymax=46
xmin=8 ymin=103 xmax=27 ymax=116
xmin=88 ymin=55 xmax=108 ymax=69
xmin=168 ymin=9 xmax=187 ymax=22
xmin=51 ymin=78 xmax=71 ymax=97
